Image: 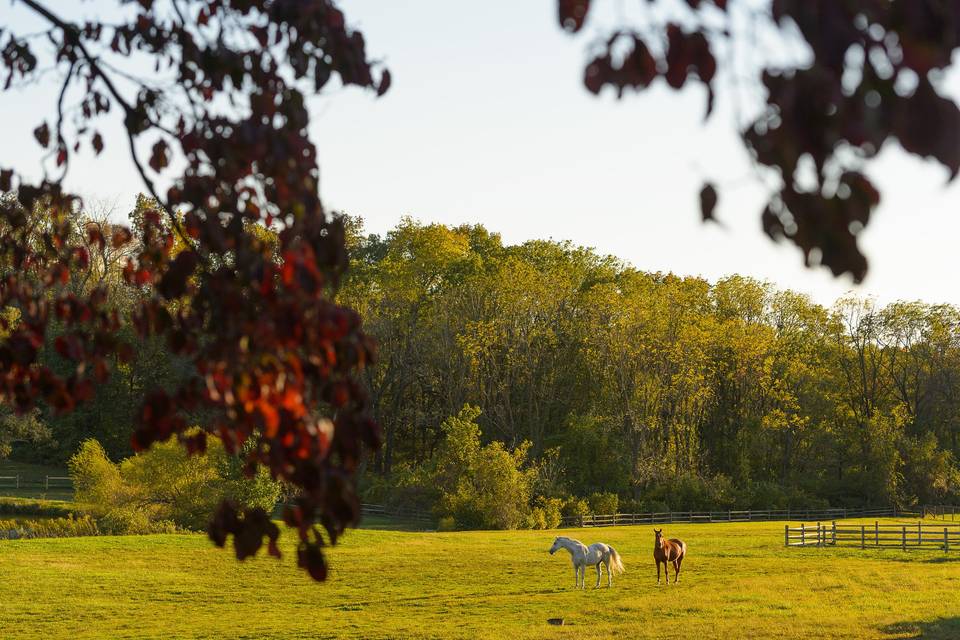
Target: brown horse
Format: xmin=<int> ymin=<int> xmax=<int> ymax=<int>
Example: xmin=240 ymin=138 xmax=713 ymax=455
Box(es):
xmin=653 ymin=528 xmax=686 ymax=585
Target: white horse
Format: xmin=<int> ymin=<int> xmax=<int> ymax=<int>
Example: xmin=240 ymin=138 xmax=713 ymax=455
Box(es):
xmin=549 ymin=536 xmax=625 ymax=589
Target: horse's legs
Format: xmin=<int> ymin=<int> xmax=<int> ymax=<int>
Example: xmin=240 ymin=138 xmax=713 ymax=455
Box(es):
xmin=675 ymin=556 xmax=683 ymax=583
xmin=605 ymin=558 xmax=612 ymax=587
xmin=656 ymin=560 xmax=661 ymax=585
xmin=594 ymin=563 xmax=602 ymax=589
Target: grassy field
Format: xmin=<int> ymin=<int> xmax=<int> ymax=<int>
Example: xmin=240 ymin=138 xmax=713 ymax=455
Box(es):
xmin=1 ymin=518 xmax=959 ymax=639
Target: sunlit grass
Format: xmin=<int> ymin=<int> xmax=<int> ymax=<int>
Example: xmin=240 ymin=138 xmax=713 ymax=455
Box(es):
xmin=1 ymin=519 xmax=959 ymax=639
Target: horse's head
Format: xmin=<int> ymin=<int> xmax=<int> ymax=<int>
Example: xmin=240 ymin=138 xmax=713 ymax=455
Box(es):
xmin=654 ymin=528 xmax=665 ymax=547
xmin=549 ymin=537 xmax=562 ymax=555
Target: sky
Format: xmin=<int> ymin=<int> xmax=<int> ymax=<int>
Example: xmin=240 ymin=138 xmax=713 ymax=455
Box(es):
xmin=4 ymin=0 xmax=960 ymax=308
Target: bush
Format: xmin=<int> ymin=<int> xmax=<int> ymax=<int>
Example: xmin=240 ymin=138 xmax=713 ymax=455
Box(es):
xmin=436 ymin=516 xmax=456 ymax=532
xmin=527 ymin=507 xmax=547 ymax=530
xmin=70 ymin=439 xmax=123 ymax=507
xmin=433 ymin=406 xmax=536 ymax=530
xmin=641 ymin=473 xmax=736 ymax=511
xmin=587 ymin=491 xmax=619 ymax=515
xmin=69 ymin=435 xmax=282 ymax=533
xmin=96 ymin=507 xmax=178 ymax=535
xmin=561 ymin=496 xmax=590 ymax=519
xmin=0 ymin=515 xmax=100 ymax=539
xmin=533 ymin=496 xmax=563 ymax=529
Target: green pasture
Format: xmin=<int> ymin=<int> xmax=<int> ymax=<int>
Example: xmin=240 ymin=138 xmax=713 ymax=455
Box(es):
xmin=1 ymin=519 xmax=958 ymax=639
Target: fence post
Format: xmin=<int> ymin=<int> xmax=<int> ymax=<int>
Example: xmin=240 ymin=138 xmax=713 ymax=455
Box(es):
xmin=861 ymin=525 xmax=865 ymax=549
xmin=918 ymin=521 xmax=922 ymax=546
xmin=875 ymin=521 xmax=879 ymax=546
xmin=832 ymin=521 xmax=837 ymax=546
xmin=945 ymin=528 xmax=950 ymax=553
xmin=801 ymin=523 xmax=806 ymax=546
xmin=15 ymin=474 xmax=19 ymax=489
xmin=816 ymin=522 xmax=822 ymax=547
xmin=902 ymin=526 xmax=906 ymax=551
xmin=785 ymin=525 xmax=789 ymax=547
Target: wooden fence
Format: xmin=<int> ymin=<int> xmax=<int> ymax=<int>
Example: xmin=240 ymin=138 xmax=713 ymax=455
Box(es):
xmin=785 ymin=521 xmax=960 ymax=551
xmin=923 ymin=505 xmax=960 ymax=520
xmin=360 ymin=503 xmax=434 ymax=524
xmin=43 ymin=476 xmax=72 ymax=490
xmin=560 ymin=507 xmax=915 ymax=528
xmin=0 ymin=475 xmax=19 ymax=489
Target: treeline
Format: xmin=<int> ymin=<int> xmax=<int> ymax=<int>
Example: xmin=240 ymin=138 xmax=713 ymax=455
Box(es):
xmin=4 ymin=198 xmax=959 ymax=525
xmin=341 ymin=218 xmax=960 ymax=519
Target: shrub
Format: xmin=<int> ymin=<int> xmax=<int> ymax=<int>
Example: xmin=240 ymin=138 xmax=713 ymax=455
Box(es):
xmin=69 ymin=439 xmax=124 ymax=507
xmin=68 ymin=435 xmax=282 ymax=533
xmin=0 ymin=515 xmax=100 ymax=539
xmin=533 ymin=496 xmax=563 ymax=529
xmin=433 ymin=406 xmax=536 ymax=530
xmin=527 ymin=507 xmax=548 ymax=530
xmin=587 ymin=491 xmax=619 ymax=515
xmin=96 ymin=507 xmax=178 ymax=535
xmin=561 ymin=496 xmax=590 ymax=519
xmin=641 ymin=473 xmax=735 ymax=511
xmin=436 ymin=516 xmax=456 ymax=532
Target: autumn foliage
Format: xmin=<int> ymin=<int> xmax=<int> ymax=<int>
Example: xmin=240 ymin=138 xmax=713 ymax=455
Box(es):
xmin=1 ymin=0 xmax=386 ymax=580
xmin=562 ymin=0 xmax=960 ymax=282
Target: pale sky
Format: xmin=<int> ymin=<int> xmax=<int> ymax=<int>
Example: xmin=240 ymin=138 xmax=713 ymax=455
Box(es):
xmin=4 ymin=0 xmax=960 ymax=307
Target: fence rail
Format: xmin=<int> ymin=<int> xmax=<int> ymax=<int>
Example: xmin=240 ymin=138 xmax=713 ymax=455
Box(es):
xmin=786 ymin=521 xmax=960 ymax=551
xmin=360 ymin=503 xmax=434 ymax=524
xmin=0 ymin=475 xmax=19 ymax=489
xmin=559 ymin=507 xmax=917 ymax=528
xmin=43 ymin=476 xmax=72 ymax=490
xmin=923 ymin=505 xmax=960 ymax=520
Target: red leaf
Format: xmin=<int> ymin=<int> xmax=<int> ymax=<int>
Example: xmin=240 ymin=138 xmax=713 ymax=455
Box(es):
xmin=111 ymin=227 xmax=133 ymax=248
xmin=699 ymin=183 xmax=718 ymax=222
xmin=259 ymin=401 xmax=280 ymax=438
xmin=149 ymin=140 xmax=170 ymax=172
xmin=33 ymin=122 xmax=50 ymax=148
xmin=377 ymin=69 xmax=391 ymax=97
xmin=158 ymin=250 xmax=199 ymax=299
xmin=559 ymin=0 xmax=591 ymax=32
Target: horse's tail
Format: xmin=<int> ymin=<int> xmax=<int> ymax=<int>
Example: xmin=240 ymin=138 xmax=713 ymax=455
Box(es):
xmin=608 ymin=546 xmax=625 ymax=575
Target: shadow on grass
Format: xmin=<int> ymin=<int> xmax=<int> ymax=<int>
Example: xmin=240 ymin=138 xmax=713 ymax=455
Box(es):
xmin=881 ymin=617 xmax=960 ymax=639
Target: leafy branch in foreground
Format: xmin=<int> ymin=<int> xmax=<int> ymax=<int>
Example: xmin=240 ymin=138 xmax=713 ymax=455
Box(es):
xmin=561 ymin=0 xmax=960 ymax=282
xmin=1 ymin=0 xmax=388 ymax=580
